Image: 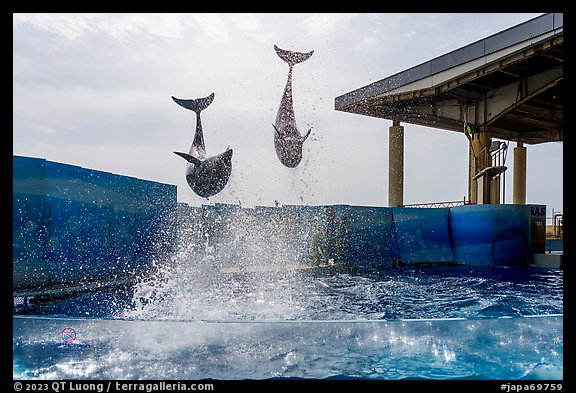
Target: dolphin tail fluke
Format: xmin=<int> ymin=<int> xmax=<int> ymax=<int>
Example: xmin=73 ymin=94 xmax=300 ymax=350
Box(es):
xmin=172 ymin=93 xmax=215 ymax=113
xmin=174 ymin=151 xmax=202 ymax=166
xmin=274 ymin=45 xmax=314 ymax=67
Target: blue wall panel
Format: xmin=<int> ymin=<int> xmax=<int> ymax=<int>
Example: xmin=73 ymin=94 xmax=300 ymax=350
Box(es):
xmin=13 ymin=155 xmax=177 ymax=291
xmin=339 ymin=205 xmax=395 ymax=267
xmin=13 ymin=157 xmax=49 ymax=287
xmin=14 ymin=154 xmax=545 ymax=293
xmin=170 ymin=202 xmax=536 ymax=269
xmin=391 ymin=207 xmax=454 ymax=264
xmin=450 ymin=204 xmax=531 ymax=266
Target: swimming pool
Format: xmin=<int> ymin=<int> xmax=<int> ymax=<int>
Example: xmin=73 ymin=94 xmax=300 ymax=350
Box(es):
xmin=13 ymin=263 xmax=563 ymax=380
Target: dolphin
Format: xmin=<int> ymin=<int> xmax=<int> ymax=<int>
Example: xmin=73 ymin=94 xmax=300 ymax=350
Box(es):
xmin=273 ymin=45 xmax=314 ymax=168
xmin=172 ymin=93 xmax=233 ymax=199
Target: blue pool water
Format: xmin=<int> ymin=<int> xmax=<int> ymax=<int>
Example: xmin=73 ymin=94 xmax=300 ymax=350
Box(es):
xmin=13 ymin=264 xmax=563 ymax=380
xmin=14 ymin=265 xmax=563 ymax=321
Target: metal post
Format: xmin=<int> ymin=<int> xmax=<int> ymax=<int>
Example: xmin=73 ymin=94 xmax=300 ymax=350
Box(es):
xmin=513 ymin=139 xmax=527 ymax=204
xmin=388 ymin=120 xmax=404 ymax=207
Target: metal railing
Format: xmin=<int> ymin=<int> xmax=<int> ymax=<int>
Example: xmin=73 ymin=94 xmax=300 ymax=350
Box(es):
xmin=475 ymin=141 xmax=508 ymax=171
xmin=402 ymin=199 xmax=470 ymax=208
xmin=547 ymin=210 xmax=563 ymax=239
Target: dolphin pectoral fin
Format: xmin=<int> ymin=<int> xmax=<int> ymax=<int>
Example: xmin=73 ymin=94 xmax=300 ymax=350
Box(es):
xmin=273 ymin=124 xmax=282 ymax=137
xmin=302 ymin=128 xmax=312 ymax=142
xmin=174 ymin=151 xmax=202 ymax=166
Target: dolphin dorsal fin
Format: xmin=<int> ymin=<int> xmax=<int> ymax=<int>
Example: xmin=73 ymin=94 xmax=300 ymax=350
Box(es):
xmin=174 ymin=151 xmax=202 ymax=166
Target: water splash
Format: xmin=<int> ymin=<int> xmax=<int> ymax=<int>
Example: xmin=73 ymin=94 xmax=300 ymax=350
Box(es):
xmin=126 ymin=204 xmax=322 ymax=321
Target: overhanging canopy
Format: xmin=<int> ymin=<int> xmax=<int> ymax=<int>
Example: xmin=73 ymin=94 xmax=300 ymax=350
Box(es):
xmin=335 ymin=13 xmax=563 ymax=145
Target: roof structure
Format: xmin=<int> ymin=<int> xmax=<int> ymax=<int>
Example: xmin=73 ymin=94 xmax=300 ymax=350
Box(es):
xmin=334 ymin=13 xmax=563 ymax=145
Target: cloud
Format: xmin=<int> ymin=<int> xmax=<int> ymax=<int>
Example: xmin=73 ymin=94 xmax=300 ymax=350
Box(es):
xmin=13 ymin=13 xmax=187 ymax=41
xmin=230 ymin=13 xmax=259 ymax=32
xmin=188 ymin=13 xmax=230 ymax=43
xmin=304 ymin=13 xmax=360 ymax=37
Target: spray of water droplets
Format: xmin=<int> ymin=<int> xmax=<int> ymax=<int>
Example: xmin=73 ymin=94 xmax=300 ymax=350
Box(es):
xmin=125 ymin=204 xmax=330 ymax=321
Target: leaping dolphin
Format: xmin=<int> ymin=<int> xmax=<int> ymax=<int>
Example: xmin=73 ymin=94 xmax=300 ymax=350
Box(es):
xmin=172 ymin=93 xmax=233 ymax=199
xmin=273 ymin=45 xmax=314 ymax=168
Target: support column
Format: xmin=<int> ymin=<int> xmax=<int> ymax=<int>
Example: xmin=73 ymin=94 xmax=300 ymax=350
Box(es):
xmin=388 ymin=120 xmax=404 ymax=207
xmin=468 ymin=142 xmax=477 ymax=204
xmin=490 ymin=175 xmax=500 ymax=204
xmin=468 ymin=128 xmax=491 ymax=204
xmin=513 ymin=140 xmax=527 ymax=204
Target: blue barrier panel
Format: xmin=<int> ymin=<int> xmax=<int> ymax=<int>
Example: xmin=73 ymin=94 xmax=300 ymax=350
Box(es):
xmin=173 ymin=203 xmax=398 ymax=268
xmin=341 ymin=205 xmax=395 ymax=267
xmin=392 ymin=207 xmax=454 ymax=264
xmin=292 ymin=204 xmax=344 ymax=265
xmin=450 ymin=204 xmax=531 ymax=266
xmin=280 ymin=204 xmax=319 ymax=265
xmin=168 ymin=201 xmax=543 ymax=270
xmin=159 ymin=200 xmax=545 ymax=272
xmin=13 ymin=157 xmax=49 ymax=288
xmin=13 ymin=155 xmax=177 ymax=291
xmin=44 ymin=161 xmax=110 ymax=284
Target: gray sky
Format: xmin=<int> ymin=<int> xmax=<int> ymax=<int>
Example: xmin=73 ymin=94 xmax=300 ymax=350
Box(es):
xmin=13 ymin=13 xmax=563 ymax=216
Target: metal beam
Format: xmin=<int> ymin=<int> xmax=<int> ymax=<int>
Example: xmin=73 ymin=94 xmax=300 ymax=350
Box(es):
xmin=483 ymin=66 xmax=563 ymax=125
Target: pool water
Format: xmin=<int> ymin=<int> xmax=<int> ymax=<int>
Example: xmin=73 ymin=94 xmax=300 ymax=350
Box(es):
xmin=13 ymin=264 xmax=563 ymax=380
xmin=14 ymin=265 xmax=563 ymax=321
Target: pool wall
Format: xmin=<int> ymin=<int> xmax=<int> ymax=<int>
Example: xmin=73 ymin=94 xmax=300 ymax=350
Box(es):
xmin=13 ymin=155 xmax=177 ymax=291
xmin=451 ymin=204 xmax=531 ymax=266
xmin=13 ymin=155 xmax=546 ymax=292
xmin=179 ymin=201 xmax=543 ymax=268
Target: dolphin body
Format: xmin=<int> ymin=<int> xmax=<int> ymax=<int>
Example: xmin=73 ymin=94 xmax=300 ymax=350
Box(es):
xmin=172 ymin=93 xmax=233 ymax=199
xmin=273 ymin=45 xmax=314 ymax=168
